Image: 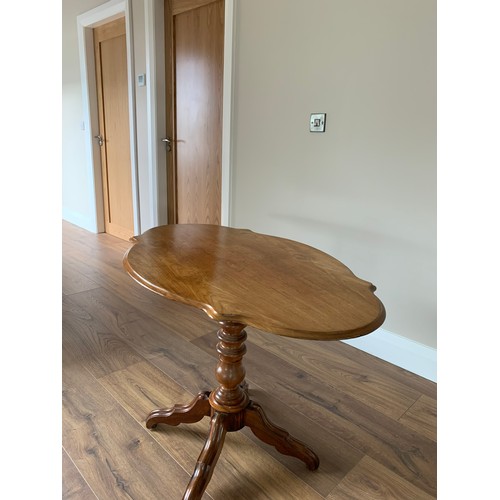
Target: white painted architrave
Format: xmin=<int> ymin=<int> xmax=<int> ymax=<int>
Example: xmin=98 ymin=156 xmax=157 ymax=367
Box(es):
xmin=77 ymin=0 xmax=141 ymax=235
xmin=221 ymin=0 xmax=235 ymax=226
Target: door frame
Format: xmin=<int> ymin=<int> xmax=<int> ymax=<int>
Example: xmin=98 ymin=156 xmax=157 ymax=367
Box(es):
xmin=158 ymin=0 xmax=234 ymax=226
xmin=77 ymin=0 xmax=141 ymax=235
xmin=145 ymin=0 xmax=167 ymax=227
xmin=166 ymin=0 xmax=232 ymax=226
xmin=220 ymin=0 xmax=235 ymax=226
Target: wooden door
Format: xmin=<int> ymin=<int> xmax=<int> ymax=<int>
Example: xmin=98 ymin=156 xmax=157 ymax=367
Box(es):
xmin=94 ymin=18 xmax=134 ymax=240
xmin=165 ymin=0 xmax=224 ymax=224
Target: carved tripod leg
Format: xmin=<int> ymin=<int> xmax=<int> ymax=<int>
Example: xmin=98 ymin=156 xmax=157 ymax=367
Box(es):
xmin=146 ymin=391 xmax=211 ymax=429
xmin=183 ymin=412 xmax=227 ymax=500
xmin=244 ymin=401 xmax=320 ymax=471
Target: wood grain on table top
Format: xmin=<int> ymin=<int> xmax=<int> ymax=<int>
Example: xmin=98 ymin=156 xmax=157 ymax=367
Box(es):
xmin=123 ymin=224 xmax=386 ymax=340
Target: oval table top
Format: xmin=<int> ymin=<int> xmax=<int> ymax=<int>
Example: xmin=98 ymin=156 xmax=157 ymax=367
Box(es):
xmin=123 ymin=224 xmax=385 ymax=341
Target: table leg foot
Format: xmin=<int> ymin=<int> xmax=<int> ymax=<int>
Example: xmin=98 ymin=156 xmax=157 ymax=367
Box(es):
xmin=146 ymin=391 xmax=211 ymax=429
xmin=183 ymin=412 xmax=227 ymax=500
xmin=243 ymin=401 xmax=320 ymax=470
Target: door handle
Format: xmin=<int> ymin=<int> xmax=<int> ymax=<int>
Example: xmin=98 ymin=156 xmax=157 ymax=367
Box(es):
xmin=94 ymin=134 xmax=104 ymax=147
xmin=161 ymin=137 xmax=172 ymax=152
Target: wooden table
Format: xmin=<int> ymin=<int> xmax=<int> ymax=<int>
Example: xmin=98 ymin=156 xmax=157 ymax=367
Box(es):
xmin=123 ymin=224 xmax=385 ymax=499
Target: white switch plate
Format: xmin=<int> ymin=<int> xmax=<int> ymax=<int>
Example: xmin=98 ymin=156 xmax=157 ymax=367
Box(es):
xmin=310 ymin=113 xmax=326 ymax=132
xmin=137 ymin=74 xmax=146 ymax=87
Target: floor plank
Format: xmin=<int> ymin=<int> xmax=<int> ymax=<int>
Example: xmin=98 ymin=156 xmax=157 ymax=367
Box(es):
xmin=327 ymin=455 xmax=435 ymax=499
xmin=399 ymin=395 xmax=437 ymax=442
xmin=247 ymin=327 xmax=422 ymax=420
xmin=63 ymin=259 xmax=100 ymax=296
xmin=62 ymin=448 xmax=98 ymax=499
xmin=62 ymin=295 xmax=144 ymax=378
xmin=63 ymin=352 xmax=203 ymax=499
xmin=318 ymin=339 xmax=437 ymax=400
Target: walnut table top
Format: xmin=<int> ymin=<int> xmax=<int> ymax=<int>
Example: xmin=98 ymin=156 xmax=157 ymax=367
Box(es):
xmin=124 ymin=224 xmax=385 ymax=340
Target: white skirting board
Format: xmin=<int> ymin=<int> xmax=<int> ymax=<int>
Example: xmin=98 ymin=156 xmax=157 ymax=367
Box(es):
xmin=342 ymin=328 xmax=437 ymax=383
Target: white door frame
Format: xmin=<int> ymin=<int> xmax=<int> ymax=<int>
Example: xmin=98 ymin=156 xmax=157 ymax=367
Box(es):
xmin=221 ymin=0 xmax=235 ymax=226
xmin=144 ymin=0 xmax=167 ymax=227
xmin=77 ymin=0 xmax=141 ymax=235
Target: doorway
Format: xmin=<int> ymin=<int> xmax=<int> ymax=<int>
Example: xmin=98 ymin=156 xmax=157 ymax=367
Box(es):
xmin=77 ymin=0 xmax=140 ymax=238
xmin=94 ymin=17 xmax=135 ymax=240
xmin=165 ymin=0 xmax=225 ymax=224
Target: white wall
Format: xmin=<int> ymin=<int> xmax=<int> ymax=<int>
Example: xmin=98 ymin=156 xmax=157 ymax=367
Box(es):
xmin=62 ymin=0 xmax=107 ymax=229
xmin=230 ymin=0 xmax=436 ymax=349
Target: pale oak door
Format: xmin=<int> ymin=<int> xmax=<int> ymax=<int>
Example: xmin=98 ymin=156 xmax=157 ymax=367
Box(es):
xmin=165 ymin=0 xmax=224 ymax=224
xmin=94 ymin=17 xmax=134 ymax=240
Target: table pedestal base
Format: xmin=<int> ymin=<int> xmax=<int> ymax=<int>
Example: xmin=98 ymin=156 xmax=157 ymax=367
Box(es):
xmin=145 ymin=322 xmax=319 ymax=499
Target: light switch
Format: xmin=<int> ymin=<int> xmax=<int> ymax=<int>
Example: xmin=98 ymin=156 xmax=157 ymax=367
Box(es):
xmin=137 ymin=74 xmax=146 ymax=87
xmin=310 ymin=113 xmax=326 ymax=132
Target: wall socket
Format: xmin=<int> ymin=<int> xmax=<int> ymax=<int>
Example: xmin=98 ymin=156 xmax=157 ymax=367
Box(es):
xmin=310 ymin=113 xmax=326 ymax=132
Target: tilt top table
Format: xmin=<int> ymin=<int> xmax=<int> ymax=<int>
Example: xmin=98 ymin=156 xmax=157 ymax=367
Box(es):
xmin=123 ymin=224 xmax=386 ymax=499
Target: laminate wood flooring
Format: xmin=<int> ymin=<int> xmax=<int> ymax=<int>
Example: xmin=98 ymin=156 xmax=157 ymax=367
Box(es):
xmin=62 ymin=221 xmax=437 ymax=499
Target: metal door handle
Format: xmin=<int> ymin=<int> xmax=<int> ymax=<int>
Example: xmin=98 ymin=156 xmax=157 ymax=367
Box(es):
xmin=94 ymin=134 xmax=104 ymax=147
xmin=161 ymin=137 xmax=172 ymax=152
